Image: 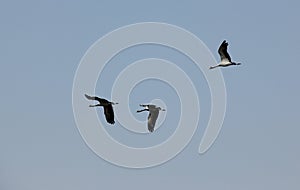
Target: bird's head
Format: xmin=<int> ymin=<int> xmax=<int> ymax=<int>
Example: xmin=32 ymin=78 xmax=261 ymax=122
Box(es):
xmin=235 ymin=62 xmax=241 ymax=65
xmin=111 ymin=102 xmax=118 ymax=105
xmin=158 ymin=107 xmax=166 ymax=111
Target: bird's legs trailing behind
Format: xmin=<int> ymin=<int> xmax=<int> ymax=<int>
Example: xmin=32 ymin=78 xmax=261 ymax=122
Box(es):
xmin=209 ymin=65 xmax=219 ymax=69
xmin=137 ymin=108 xmax=149 ymax=113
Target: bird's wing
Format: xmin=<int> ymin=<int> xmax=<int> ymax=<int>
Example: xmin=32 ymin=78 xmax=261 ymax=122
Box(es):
xmin=103 ymin=104 xmax=115 ymax=124
xmin=85 ymin=94 xmax=107 ymax=104
xmin=218 ymin=40 xmax=231 ymax=62
xmin=147 ymin=109 xmax=159 ymax=132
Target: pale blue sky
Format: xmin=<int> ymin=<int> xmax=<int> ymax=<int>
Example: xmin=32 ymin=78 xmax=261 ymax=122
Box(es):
xmin=1 ymin=0 xmax=300 ymax=189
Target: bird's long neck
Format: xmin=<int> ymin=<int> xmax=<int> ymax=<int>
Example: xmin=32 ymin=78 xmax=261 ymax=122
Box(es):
xmin=101 ymin=102 xmax=118 ymax=106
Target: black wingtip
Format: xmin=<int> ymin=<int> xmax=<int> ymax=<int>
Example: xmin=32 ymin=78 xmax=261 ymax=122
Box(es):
xmin=108 ymin=120 xmax=115 ymax=125
xmin=222 ymin=40 xmax=228 ymax=45
xmin=148 ymin=129 xmax=154 ymax=133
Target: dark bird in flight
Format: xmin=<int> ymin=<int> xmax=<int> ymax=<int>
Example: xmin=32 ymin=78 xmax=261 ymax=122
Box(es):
xmin=209 ymin=40 xmax=241 ymax=69
xmin=85 ymin=94 xmax=118 ymax=125
xmin=137 ymin=104 xmax=165 ymax=133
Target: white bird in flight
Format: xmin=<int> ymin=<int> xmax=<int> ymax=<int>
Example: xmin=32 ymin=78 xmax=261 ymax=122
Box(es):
xmin=210 ymin=40 xmax=241 ymax=69
xmin=137 ymin=104 xmax=166 ymax=133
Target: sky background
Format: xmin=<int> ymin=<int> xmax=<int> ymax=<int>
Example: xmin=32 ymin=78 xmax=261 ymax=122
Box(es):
xmin=1 ymin=0 xmax=300 ymax=189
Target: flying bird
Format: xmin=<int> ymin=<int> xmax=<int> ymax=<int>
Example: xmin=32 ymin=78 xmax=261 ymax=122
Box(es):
xmin=137 ymin=104 xmax=165 ymax=133
xmin=85 ymin=94 xmax=118 ymax=125
xmin=209 ymin=40 xmax=241 ymax=69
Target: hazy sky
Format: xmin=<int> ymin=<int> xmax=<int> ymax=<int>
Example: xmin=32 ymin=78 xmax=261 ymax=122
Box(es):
xmin=1 ymin=0 xmax=300 ymax=189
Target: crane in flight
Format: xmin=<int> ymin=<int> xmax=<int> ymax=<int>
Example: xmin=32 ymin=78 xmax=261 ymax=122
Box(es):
xmin=137 ymin=104 xmax=165 ymax=133
xmin=210 ymin=40 xmax=241 ymax=69
xmin=85 ymin=94 xmax=118 ymax=125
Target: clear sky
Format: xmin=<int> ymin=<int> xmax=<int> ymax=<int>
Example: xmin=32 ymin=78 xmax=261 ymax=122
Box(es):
xmin=1 ymin=0 xmax=300 ymax=189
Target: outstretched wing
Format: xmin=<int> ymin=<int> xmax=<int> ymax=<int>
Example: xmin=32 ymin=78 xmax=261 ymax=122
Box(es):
xmin=85 ymin=94 xmax=107 ymax=104
xmin=218 ymin=40 xmax=231 ymax=62
xmin=103 ymin=105 xmax=115 ymax=124
xmin=147 ymin=109 xmax=159 ymax=132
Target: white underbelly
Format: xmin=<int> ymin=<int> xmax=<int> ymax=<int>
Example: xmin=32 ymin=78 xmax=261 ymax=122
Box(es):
xmin=219 ymin=60 xmax=230 ymax=66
